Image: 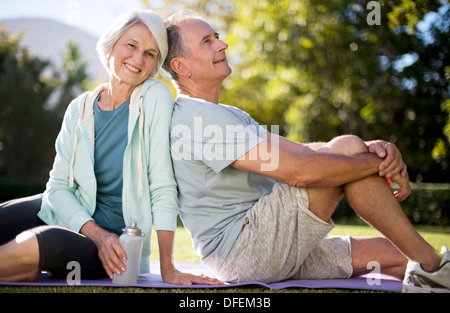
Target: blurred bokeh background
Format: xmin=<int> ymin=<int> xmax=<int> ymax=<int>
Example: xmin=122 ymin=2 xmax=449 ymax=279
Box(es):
xmin=0 ymin=0 xmax=448 ymax=225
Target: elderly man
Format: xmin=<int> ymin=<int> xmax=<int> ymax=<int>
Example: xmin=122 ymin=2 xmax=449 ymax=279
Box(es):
xmin=163 ymin=10 xmax=449 ymax=293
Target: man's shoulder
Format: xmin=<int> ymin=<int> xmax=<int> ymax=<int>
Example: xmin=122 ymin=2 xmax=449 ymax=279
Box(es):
xmin=175 ymin=96 xmax=208 ymax=110
xmin=176 ymin=95 xmax=251 ymax=120
xmin=173 ymin=96 xmax=208 ymax=124
xmin=175 ymin=95 xmax=222 ymax=111
xmin=219 ymin=103 xmax=252 ymax=119
xmin=173 ymin=96 xmax=233 ymax=123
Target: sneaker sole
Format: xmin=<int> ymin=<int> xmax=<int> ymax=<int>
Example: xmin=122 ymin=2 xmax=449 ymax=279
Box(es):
xmin=402 ymin=283 xmax=450 ymax=293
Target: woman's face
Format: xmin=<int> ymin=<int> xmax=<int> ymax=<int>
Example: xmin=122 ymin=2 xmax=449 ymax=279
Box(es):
xmin=109 ymin=22 xmax=159 ymax=87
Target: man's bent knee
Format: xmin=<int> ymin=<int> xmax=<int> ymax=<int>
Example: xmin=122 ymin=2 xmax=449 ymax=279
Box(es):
xmin=319 ymin=135 xmax=368 ymax=156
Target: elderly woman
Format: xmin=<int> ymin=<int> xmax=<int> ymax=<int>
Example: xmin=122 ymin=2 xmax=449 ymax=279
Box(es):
xmin=0 ymin=9 xmax=219 ymax=285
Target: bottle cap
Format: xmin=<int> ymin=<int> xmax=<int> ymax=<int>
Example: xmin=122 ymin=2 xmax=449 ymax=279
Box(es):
xmin=122 ymin=221 xmax=143 ymax=236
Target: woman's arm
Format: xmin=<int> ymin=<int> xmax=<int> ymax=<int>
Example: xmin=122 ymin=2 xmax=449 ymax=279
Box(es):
xmin=41 ymin=95 xmax=94 ymax=231
xmin=145 ymin=83 xmax=179 ymax=231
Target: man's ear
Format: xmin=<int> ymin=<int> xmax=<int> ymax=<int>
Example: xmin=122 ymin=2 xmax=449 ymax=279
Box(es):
xmin=170 ymin=58 xmax=192 ymax=78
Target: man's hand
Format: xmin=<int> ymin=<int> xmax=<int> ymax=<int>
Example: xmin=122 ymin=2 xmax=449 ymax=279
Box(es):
xmin=367 ymin=140 xmax=411 ymax=201
xmin=161 ymin=267 xmax=224 ymax=286
xmin=390 ymin=171 xmax=412 ymax=202
xmin=367 ymin=140 xmax=408 ymax=178
xmin=156 ymin=230 xmax=223 ymax=286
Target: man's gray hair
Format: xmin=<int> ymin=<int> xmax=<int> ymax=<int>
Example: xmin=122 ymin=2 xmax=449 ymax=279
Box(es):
xmin=162 ymin=10 xmax=202 ymax=81
xmin=96 ymin=9 xmax=168 ymax=78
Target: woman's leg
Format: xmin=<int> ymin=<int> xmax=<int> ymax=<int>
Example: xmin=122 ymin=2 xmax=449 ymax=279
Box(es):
xmin=0 ymin=225 xmax=107 ymax=281
xmin=0 ymin=230 xmax=41 ymax=281
xmin=0 ymin=194 xmax=45 ymax=244
xmin=31 ymin=225 xmax=107 ymax=279
xmin=0 ymin=195 xmax=107 ymax=281
xmin=0 ymin=194 xmax=44 ymax=281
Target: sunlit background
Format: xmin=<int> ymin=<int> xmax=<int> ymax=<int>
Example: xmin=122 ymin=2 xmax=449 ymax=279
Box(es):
xmin=1 ymin=0 xmax=148 ymax=36
xmin=0 ymin=1 xmax=449 ymax=224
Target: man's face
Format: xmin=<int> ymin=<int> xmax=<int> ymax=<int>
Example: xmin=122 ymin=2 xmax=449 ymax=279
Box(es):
xmin=178 ymin=18 xmax=232 ymax=85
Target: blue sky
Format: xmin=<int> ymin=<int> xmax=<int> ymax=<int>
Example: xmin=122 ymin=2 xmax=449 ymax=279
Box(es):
xmin=0 ymin=0 xmax=153 ymax=37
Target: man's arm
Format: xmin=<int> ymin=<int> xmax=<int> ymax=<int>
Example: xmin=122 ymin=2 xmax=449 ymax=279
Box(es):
xmin=301 ymin=139 xmax=408 ymax=180
xmin=232 ymin=133 xmax=382 ymax=189
xmin=157 ymin=230 xmax=223 ymax=285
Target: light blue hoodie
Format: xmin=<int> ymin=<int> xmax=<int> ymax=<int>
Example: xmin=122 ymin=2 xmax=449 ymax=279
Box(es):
xmin=38 ymin=79 xmax=178 ymax=273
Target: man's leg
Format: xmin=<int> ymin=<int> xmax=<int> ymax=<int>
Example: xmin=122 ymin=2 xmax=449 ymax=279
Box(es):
xmin=306 ymin=135 xmax=440 ymax=276
xmin=306 ymin=186 xmax=408 ymax=278
xmin=350 ymin=237 xmax=407 ymax=279
xmin=344 ymin=173 xmax=440 ymax=271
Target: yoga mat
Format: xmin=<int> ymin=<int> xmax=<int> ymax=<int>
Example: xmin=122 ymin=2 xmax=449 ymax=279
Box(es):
xmin=0 ymin=261 xmax=402 ymax=292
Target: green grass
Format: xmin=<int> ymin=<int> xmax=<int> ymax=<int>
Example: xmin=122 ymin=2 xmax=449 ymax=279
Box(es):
xmin=151 ymin=224 xmax=450 ymax=264
xmin=1 ymin=224 xmax=449 ymax=294
xmin=330 ymin=224 xmax=450 ymax=252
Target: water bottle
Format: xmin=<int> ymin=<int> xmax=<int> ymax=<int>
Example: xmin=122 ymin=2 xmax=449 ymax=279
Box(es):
xmin=112 ymin=221 xmax=145 ymax=284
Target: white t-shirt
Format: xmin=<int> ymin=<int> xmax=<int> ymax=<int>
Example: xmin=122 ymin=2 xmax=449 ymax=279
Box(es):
xmin=170 ymin=94 xmax=276 ymax=272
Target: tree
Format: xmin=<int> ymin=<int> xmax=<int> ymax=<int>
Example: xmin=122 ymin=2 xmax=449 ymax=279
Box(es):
xmin=389 ymin=1 xmax=450 ymax=181
xmin=53 ymin=40 xmax=89 ymax=118
xmin=144 ymin=0 xmax=449 ymax=182
xmin=222 ymin=0 xmax=449 ymax=182
xmin=0 ymin=29 xmax=59 ymax=179
xmin=0 ymin=30 xmax=90 ymax=181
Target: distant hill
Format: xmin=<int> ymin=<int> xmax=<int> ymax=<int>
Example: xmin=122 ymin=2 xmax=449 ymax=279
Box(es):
xmin=0 ymin=17 xmax=107 ymax=81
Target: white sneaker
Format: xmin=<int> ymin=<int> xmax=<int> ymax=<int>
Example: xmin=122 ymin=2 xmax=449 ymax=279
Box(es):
xmin=402 ymin=246 xmax=450 ymax=293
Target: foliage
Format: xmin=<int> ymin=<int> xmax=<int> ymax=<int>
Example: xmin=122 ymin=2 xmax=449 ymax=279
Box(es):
xmin=153 ymin=0 xmax=450 ymax=183
xmin=0 ymin=29 xmax=89 ymax=180
xmin=335 ymin=183 xmax=450 ymax=227
xmin=1 ymin=1 xmax=449 ymax=184
xmin=0 ymin=29 xmax=59 ymax=179
xmin=53 ymin=41 xmax=89 ymax=118
xmin=223 ymin=0 xmax=449 ymax=183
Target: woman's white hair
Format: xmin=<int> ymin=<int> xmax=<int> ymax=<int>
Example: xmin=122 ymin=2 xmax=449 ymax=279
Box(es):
xmin=96 ymin=9 xmax=168 ymax=78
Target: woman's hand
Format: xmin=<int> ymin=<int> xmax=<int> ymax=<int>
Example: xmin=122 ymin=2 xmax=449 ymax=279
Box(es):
xmin=94 ymin=231 xmax=127 ymax=279
xmin=81 ymin=221 xmax=127 ymax=279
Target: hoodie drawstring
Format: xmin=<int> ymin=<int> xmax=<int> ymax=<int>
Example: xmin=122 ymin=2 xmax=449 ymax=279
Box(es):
xmin=138 ymin=95 xmax=144 ymax=199
xmin=69 ymin=93 xmax=88 ymax=187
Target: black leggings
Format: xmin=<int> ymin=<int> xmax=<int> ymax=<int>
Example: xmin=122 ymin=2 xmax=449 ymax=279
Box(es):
xmin=0 ymin=194 xmax=107 ymax=279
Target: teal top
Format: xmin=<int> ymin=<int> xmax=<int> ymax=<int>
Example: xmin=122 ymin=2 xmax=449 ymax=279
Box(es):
xmin=92 ymin=92 xmax=130 ymax=235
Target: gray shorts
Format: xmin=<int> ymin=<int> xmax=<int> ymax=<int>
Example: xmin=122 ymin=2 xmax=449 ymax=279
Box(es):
xmin=215 ymin=183 xmax=353 ymax=283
